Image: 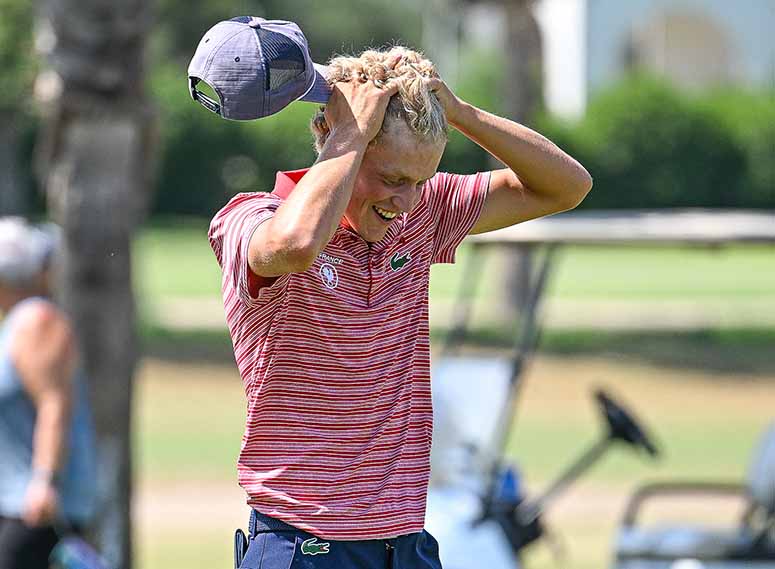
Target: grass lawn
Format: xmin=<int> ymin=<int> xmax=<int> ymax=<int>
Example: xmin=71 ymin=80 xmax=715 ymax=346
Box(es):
xmin=134 ymin=221 xmax=775 ymax=302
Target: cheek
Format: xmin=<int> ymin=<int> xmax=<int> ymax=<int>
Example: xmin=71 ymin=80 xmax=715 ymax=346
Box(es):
xmin=352 ymin=180 xmax=390 ymax=209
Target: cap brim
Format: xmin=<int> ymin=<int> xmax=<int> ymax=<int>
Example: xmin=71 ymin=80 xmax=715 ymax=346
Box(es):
xmin=299 ymin=63 xmax=332 ymax=104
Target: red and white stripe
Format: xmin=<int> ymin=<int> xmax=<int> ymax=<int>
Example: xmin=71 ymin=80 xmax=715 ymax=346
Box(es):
xmin=209 ymin=170 xmax=489 ymax=540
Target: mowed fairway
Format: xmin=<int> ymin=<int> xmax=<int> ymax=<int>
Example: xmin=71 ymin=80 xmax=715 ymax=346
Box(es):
xmin=134 ymin=353 xmax=775 ymax=569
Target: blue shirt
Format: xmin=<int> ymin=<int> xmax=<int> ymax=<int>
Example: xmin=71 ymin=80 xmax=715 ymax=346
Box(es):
xmin=0 ymin=297 xmax=97 ymax=523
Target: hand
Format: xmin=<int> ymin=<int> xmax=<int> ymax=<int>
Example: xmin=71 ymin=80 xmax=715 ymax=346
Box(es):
xmin=424 ymin=76 xmax=466 ymax=127
xmin=22 ymin=477 xmax=60 ymax=527
xmin=324 ymin=56 xmax=402 ymax=145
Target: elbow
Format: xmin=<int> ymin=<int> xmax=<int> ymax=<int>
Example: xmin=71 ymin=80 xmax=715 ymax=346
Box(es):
xmin=271 ymin=231 xmax=319 ymax=273
xmin=563 ymin=170 xmax=593 ymax=211
xmin=250 ymin=219 xmax=322 ymax=276
xmin=284 ymin=244 xmax=318 ymax=273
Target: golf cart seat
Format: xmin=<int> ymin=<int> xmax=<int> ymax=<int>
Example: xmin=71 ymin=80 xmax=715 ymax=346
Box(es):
xmin=613 ymin=422 xmax=775 ymax=569
xmin=430 ymin=356 xmax=513 ymax=483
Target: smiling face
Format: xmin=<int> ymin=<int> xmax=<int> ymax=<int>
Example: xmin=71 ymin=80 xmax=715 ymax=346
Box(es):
xmin=346 ymin=121 xmax=446 ymax=243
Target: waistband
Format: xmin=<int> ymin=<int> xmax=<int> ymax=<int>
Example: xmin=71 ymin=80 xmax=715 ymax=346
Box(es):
xmin=248 ymin=510 xmax=401 ymax=545
xmin=245 ymin=510 xmax=443 ymax=569
xmin=249 ymin=510 xmax=303 ymax=536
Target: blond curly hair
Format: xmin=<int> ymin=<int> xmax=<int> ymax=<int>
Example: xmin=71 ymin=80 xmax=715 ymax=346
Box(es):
xmin=310 ymin=46 xmax=448 ymax=153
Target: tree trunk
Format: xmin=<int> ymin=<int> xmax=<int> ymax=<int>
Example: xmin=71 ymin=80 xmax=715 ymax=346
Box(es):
xmin=35 ymin=2 xmax=155 ymax=568
xmin=498 ymin=0 xmax=543 ymax=328
xmin=0 ymin=115 xmax=27 ymax=216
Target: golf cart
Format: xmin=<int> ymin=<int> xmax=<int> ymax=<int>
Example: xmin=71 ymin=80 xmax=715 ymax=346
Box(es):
xmin=612 ymin=422 xmax=775 ymax=569
xmin=426 ymin=356 xmax=659 ymax=568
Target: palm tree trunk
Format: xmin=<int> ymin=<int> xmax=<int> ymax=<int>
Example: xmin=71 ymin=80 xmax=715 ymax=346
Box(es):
xmin=35 ymin=1 xmax=155 ymax=568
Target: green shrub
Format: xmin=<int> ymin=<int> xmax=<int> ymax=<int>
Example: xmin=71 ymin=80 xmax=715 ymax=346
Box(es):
xmin=439 ymin=47 xmax=505 ymax=175
xmin=701 ymin=89 xmax=775 ymax=208
xmin=540 ymin=76 xmax=756 ymax=209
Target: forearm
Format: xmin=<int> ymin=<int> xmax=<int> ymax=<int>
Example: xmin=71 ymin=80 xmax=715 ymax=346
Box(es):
xmin=30 ymin=392 xmax=70 ymax=481
xmin=275 ymin=134 xmax=366 ymax=253
xmin=450 ymin=102 xmax=592 ymax=203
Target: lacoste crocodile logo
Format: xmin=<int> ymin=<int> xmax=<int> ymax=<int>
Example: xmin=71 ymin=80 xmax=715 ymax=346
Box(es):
xmin=390 ymin=252 xmax=411 ymax=271
xmin=301 ymin=537 xmax=330 ymax=555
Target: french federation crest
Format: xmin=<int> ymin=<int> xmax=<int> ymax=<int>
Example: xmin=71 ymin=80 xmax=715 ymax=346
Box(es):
xmin=319 ymin=263 xmax=339 ymax=289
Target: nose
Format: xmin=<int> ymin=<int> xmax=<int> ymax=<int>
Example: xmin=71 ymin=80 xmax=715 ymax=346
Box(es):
xmin=390 ymin=183 xmax=420 ymax=212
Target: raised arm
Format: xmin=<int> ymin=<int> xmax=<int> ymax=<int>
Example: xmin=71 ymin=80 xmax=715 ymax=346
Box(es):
xmin=429 ymin=78 xmax=593 ymax=234
xmin=247 ymin=78 xmax=399 ymax=277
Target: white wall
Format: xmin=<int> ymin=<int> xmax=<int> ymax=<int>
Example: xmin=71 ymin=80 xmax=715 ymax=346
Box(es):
xmin=586 ymin=0 xmax=775 ymax=95
xmin=536 ymin=0 xmax=775 ymax=118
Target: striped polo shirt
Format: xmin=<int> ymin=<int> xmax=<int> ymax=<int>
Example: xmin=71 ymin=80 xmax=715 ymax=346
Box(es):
xmin=209 ymin=168 xmax=489 ymax=540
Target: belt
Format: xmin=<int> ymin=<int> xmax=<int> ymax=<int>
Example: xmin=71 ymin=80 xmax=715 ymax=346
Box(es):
xmin=248 ymin=509 xmax=301 ymax=536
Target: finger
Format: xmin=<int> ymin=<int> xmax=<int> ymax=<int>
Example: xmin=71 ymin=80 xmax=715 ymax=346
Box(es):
xmin=381 ymin=79 xmax=400 ymax=96
xmin=386 ymin=53 xmax=403 ymax=69
xmin=423 ymin=77 xmax=442 ymax=91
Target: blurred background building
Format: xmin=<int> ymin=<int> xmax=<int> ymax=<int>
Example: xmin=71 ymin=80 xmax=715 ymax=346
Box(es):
xmin=538 ymin=0 xmax=775 ymax=118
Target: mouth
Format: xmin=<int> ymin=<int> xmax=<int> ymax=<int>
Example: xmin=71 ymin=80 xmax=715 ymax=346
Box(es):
xmin=373 ymin=206 xmax=399 ymax=222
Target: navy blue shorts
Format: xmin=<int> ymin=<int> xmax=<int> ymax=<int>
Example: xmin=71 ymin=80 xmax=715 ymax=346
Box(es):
xmin=238 ymin=510 xmax=443 ymax=569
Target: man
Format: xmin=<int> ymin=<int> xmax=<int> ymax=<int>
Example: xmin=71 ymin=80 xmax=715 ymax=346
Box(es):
xmin=207 ymin=40 xmax=591 ymax=568
xmin=0 ymin=218 xmax=97 ymax=569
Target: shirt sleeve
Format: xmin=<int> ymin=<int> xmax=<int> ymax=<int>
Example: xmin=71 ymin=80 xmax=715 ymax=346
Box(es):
xmin=208 ymin=192 xmax=287 ymax=305
xmin=423 ymin=171 xmax=490 ymax=264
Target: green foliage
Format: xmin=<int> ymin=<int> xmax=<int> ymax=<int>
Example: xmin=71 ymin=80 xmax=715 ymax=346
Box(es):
xmin=439 ymin=47 xmax=505 ymax=175
xmin=0 ymin=0 xmax=35 ymax=111
xmin=701 ymin=89 xmax=775 ymax=208
xmin=539 ymin=75 xmax=762 ymax=209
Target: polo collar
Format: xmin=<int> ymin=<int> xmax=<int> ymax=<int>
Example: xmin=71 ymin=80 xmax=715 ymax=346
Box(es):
xmin=272 ymin=168 xmax=309 ymax=199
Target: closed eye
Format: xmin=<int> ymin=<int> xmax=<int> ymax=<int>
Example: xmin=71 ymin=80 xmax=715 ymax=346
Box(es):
xmin=382 ymin=176 xmax=432 ymax=189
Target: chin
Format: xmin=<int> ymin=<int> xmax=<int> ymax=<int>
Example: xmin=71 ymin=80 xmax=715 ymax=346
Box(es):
xmin=349 ymin=221 xmax=385 ymax=243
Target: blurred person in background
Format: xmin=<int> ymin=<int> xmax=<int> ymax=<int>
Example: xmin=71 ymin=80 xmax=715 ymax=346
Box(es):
xmin=0 ymin=218 xmax=97 ymax=569
xmin=207 ymin=35 xmax=592 ymax=568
